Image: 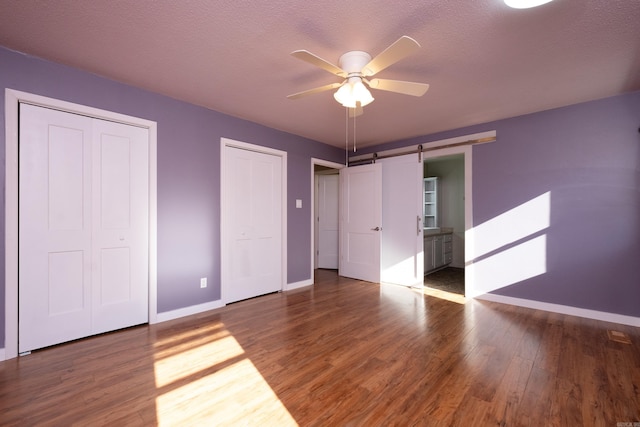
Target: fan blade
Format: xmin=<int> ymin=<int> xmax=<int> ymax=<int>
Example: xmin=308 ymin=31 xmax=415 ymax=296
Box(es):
xmin=291 ymin=50 xmax=347 ymax=77
xmin=361 ymin=36 xmax=421 ymax=77
xmin=287 ymin=82 xmax=343 ymax=100
xmin=348 ymin=103 xmax=364 ymax=118
xmin=366 ymin=78 xmax=429 ymax=97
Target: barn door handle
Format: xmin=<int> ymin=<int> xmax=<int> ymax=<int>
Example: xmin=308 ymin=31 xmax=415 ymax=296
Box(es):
xmin=417 ymin=216 xmax=422 ymax=235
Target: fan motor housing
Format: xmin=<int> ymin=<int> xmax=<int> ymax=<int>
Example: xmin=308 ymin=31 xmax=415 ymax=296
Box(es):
xmin=338 ymin=51 xmax=372 ymax=74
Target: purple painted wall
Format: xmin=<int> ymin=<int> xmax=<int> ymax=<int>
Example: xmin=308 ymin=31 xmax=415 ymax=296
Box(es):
xmin=362 ymin=91 xmax=640 ymax=317
xmin=0 ymin=46 xmax=344 ymax=347
xmin=2 ymin=45 xmax=638 ymax=350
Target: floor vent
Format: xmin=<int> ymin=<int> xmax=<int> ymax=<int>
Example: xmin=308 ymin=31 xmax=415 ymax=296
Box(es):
xmin=607 ymin=330 xmax=632 ymax=344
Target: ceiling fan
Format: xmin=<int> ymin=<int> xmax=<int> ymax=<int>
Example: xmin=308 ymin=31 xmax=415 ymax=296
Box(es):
xmin=287 ymin=36 xmax=429 ymax=115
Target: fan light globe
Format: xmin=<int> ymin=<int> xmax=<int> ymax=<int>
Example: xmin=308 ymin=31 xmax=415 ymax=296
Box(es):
xmin=334 ymin=79 xmax=374 ymax=108
xmin=352 ymin=81 xmax=374 ymax=106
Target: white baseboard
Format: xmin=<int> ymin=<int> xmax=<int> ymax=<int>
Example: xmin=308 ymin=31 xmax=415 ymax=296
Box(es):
xmin=0 ymin=347 xmax=5 ymax=362
xmin=284 ymin=279 xmax=313 ymax=291
xmin=476 ymin=293 xmax=640 ymax=327
xmin=156 ymin=299 xmax=225 ymax=323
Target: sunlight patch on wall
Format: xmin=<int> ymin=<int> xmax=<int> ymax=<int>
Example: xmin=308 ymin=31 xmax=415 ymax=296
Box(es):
xmin=469 ymin=192 xmax=550 ymax=260
xmin=467 ymin=192 xmax=550 ymax=297
xmin=469 ymin=235 xmax=547 ymax=295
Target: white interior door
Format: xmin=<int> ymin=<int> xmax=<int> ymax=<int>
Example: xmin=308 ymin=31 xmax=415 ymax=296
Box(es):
xmin=18 ymin=103 xmax=149 ymax=353
xmin=19 ymin=104 xmax=93 ymax=352
xmin=339 ymin=163 xmax=382 ymax=283
xmin=380 ymin=155 xmax=424 ymax=287
xmin=317 ymin=174 xmax=339 ymax=269
xmin=91 ymin=119 xmax=149 ymax=334
xmin=223 ymin=145 xmax=283 ymax=303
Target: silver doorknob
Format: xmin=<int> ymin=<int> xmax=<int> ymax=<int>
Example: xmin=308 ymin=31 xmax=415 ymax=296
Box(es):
xmin=371 ymin=226 xmax=381 ymax=231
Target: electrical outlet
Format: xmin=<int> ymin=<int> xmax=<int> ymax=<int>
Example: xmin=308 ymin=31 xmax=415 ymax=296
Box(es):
xmin=200 ymin=277 xmax=207 ymax=288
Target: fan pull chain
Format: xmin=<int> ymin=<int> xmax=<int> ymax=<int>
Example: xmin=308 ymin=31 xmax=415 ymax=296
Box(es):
xmin=345 ymin=106 xmax=349 ymax=167
xmin=353 ymin=107 xmax=357 ymax=152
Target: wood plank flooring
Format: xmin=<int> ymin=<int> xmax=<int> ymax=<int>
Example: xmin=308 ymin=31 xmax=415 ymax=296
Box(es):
xmin=1 ymin=269 xmax=639 ymax=426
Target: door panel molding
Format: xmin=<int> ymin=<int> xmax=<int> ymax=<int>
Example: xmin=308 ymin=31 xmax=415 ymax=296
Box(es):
xmin=4 ymin=88 xmax=158 ymax=360
xmin=379 ymin=154 xmax=424 ymax=287
xmin=220 ymin=137 xmax=287 ymax=304
xmin=339 ymin=163 xmax=382 ymax=283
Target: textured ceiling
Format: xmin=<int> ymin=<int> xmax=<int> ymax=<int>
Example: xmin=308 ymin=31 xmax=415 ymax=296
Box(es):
xmin=1 ymin=0 xmax=639 ymax=148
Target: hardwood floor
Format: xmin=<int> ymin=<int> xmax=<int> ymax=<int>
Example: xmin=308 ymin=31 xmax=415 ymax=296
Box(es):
xmin=1 ymin=269 xmax=639 ymax=426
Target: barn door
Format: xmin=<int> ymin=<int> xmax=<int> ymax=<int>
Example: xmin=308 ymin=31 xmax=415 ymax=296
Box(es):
xmin=379 ymin=154 xmax=424 ymax=287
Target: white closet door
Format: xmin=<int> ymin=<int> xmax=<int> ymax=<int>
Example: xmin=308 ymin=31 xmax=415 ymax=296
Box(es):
xmin=19 ymin=104 xmax=93 ymax=352
xmin=91 ymin=119 xmax=149 ymax=334
xmin=18 ymin=104 xmax=149 ymax=353
xmin=223 ymin=145 xmax=283 ymax=303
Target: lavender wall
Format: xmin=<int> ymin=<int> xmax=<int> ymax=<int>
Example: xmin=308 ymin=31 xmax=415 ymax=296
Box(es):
xmin=363 ymin=91 xmax=640 ymax=317
xmin=2 ymin=45 xmax=638 ymax=351
xmin=0 ymin=47 xmax=344 ymax=347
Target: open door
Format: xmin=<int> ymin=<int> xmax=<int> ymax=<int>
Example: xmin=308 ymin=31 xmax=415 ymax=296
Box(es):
xmin=379 ymin=154 xmax=424 ymax=287
xmin=339 ymin=163 xmax=382 ymax=282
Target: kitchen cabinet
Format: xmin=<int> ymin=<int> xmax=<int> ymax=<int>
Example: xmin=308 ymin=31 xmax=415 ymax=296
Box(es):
xmin=424 ymin=236 xmax=435 ymax=272
xmin=423 ymin=177 xmax=438 ymax=229
xmin=424 ymin=231 xmax=453 ymax=274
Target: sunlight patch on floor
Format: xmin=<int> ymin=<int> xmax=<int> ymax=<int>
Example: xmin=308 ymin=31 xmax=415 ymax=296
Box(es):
xmin=419 ymin=286 xmax=467 ymax=304
xmin=153 ymin=325 xmax=297 ymax=426
xmin=153 ymin=334 xmax=242 ymax=388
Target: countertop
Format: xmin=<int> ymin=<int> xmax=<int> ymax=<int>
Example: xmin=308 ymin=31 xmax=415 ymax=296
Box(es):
xmin=423 ymin=227 xmax=454 ymax=237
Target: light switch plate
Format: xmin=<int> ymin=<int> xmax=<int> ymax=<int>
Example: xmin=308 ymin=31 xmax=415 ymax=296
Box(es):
xmin=296 ymin=199 xmax=302 ymax=209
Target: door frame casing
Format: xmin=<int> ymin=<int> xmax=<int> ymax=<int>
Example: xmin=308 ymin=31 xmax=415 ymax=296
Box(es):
xmin=423 ymin=144 xmax=474 ymax=296
xmin=4 ymin=89 xmax=158 ymax=360
xmin=220 ymin=137 xmax=288 ymax=303
xmin=310 ymin=158 xmax=344 ymax=282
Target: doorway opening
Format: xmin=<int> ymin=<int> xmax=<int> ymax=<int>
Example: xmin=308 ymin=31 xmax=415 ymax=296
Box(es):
xmin=422 ymin=150 xmax=469 ymax=299
xmin=310 ymin=159 xmax=344 ymax=281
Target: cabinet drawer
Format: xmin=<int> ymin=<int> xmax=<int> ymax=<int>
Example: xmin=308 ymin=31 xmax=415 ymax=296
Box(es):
xmin=444 ymin=252 xmax=453 ymax=264
xmin=443 ymin=234 xmax=453 ymax=243
xmin=444 ymin=241 xmax=452 ymax=253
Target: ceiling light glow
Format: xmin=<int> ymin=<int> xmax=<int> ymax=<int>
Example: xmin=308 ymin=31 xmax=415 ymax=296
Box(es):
xmin=504 ymin=0 xmax=554 ymax=9
xmin=334 ymin=79 xmax=374 ymax=108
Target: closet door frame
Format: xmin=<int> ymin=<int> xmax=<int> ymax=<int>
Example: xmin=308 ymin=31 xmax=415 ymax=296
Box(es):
xmin=3 ymin=89 xmax=158 ymax=360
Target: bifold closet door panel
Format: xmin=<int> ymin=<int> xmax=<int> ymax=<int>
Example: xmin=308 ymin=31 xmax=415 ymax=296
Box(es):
xmin=18 ymin=103 xmax=149 ymax=353
xmin=19 ymin=104 xmax=93 ymax=352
